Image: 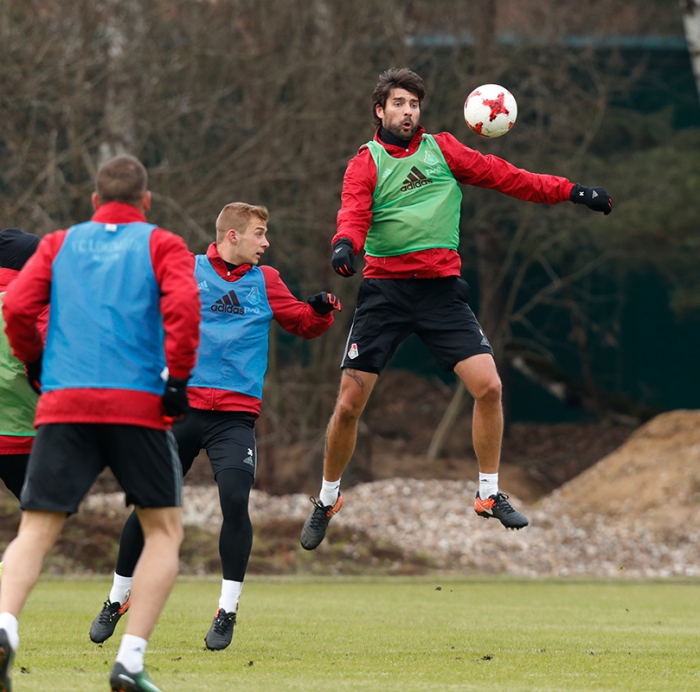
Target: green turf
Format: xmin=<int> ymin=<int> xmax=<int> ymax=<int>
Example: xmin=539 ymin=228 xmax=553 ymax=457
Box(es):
xmin=12 ymin=577 xmax=700 ymax=691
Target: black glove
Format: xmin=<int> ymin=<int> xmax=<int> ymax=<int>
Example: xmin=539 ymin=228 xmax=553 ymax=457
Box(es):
xmin=307 ymin=292 xmax=342 ymax=315
xmin=570 ymin=184 xmax=613 ymax=215
xmin=24 ymin=358 xmax=42 ymax=395
xmin=162 ymin=376 xmax=189 ymax=420
xmin=331 ymin=239 xmax=356 ymax=277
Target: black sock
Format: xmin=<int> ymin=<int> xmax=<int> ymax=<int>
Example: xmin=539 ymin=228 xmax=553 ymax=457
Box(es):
xmin=115 ymin=510 xmax=144 ymax=578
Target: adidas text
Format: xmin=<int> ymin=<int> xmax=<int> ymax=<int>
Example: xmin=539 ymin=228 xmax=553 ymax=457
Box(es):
xmin=400 ymin=165 xmax=433 ymax=193
xmin=401 ymin=178 xmax=433 ymax=192
xmin=211 ymin=304 xmax=245 ymax=314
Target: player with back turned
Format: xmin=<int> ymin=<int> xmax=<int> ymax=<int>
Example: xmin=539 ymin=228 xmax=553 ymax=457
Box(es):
xmin=301 ymin=67 xmax=612 ymax=551
xmin=0 ymin=154 xmax=200 ymax=692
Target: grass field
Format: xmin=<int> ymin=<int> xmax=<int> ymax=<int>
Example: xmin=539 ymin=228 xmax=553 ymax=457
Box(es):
xmin=12 ymin=576 xmax=700 ymax=691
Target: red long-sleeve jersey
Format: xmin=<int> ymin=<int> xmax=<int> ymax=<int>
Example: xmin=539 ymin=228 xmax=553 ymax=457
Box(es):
xmin=334 ymin=126 xmax=575 ymax=279
xmin=0 ymin=268 xmax=48 ymax=453
xmin=2 ymin=202 xmax=200 ymax=430
xmin=186 ymin=242 xmax=334 ymax=416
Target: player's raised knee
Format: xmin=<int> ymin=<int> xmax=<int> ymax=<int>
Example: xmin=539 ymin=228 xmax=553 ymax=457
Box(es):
xmin=334 ymin=395 xmax=366 ymax=422
xmin=473 ymin=376 xmax=502 ymax=404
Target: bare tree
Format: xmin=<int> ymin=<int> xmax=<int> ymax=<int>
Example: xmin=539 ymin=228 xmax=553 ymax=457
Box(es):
xmin=0 ymin=0 xmax=694 ymax=487
xmin=681 ymin=0 xmax=700 ymax=102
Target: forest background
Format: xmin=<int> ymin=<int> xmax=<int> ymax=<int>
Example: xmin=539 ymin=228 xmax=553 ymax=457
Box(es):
xmin=1 ymin=0 xmax=699 ymax=497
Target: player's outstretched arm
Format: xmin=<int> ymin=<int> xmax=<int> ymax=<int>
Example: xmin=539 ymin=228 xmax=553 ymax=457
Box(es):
xmin=569 ymin=184 xmax=613 ymax=215
xmin=261 ymin=266 xmax=337 ymax=339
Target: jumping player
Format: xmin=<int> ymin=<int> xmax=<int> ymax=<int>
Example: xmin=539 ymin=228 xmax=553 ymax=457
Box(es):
xmin=301 ymin=68 xmax=612 ymax=550
xmin=89 ymin=202 xmax=341 ymax=652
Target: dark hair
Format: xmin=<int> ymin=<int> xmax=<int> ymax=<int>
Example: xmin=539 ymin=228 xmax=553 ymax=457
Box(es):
xmin=371 ymin=68 xmax=425 ymax=127
xmin=96 ymin=154 xmax=148 ymax=206
xmin=0 ymin=228 xmax=40 ymax=270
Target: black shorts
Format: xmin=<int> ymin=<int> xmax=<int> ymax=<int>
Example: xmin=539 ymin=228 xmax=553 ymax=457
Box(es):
xmin=341 ymin=277 xmax=493 ymax=374
xmin=20 ymin=424 xmax=182 ymax=514
xmin=174 ymin=409 xmax=257 ymax=480
xmin=0 ymin=453 xmax=29 ymax=500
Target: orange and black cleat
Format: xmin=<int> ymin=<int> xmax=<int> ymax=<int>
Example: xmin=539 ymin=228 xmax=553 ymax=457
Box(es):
xmin=474 ymin=492 xmax=529 ymax=530
xmin=89 ymin=596 xmax=131 ymax=643
xmin=205 ymin=608 xmax=237 ymax=651
xmin=300 ymin=494 xmax=343 ymax=550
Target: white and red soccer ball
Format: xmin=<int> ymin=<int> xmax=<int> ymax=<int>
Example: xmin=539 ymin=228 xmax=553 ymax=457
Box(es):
xmin=464 ymin=84 xmax=518 ymax=138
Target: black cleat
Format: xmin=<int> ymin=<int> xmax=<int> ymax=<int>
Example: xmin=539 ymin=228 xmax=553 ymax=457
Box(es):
xmin=300 ymin=495 xmax=343 ymax=550
xmin=474 ymin=492 xmax=529 ymax=530
xmin=109 ymin=662 xmax=162 ymax=692
xmin=90 ymin=596 xmax=130 ymax=643
xmin=0 ymin=628 xmax=15 ymax=692
xmin=205 ymin=608 xmax=237 ymax=651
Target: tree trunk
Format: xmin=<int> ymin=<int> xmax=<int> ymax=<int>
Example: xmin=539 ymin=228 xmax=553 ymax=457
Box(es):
xmin=426 ymin=1 xmax=505 ymax=462
xmin=99 ymin=0 xmax=140 ymax=164
xmin=681 ymin=0 xmax=700 ymax=104
xmin=510 ymin=353 xmax=659 ymax=426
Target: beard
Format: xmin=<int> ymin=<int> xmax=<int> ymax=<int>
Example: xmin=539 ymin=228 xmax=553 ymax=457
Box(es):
xmin=384 ymin=119 xmax=418 ymax=141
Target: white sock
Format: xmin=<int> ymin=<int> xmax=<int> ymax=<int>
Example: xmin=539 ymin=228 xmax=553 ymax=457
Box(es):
xmin=0 ymin=613 xmax=19 ymax=651
xmin=116 ymin=634 xmax=147 ymax=673
xmin=218 ymin=579 xmax=243 ymax=613
xmin=319 ymin=478 xmax=341 ymax=507
xmin=479 ymin=472 xmax=499 ymax=499
xmin=109 ymin=573 xmax=133 ymax=606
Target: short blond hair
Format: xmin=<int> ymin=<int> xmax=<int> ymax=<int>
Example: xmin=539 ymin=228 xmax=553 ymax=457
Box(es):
xmin=215 ymin=203 xmax=269 ymax=243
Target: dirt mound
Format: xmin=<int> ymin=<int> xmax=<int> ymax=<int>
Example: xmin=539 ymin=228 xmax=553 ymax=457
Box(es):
xmin=549 ymin=410 xmax=700 ymax=536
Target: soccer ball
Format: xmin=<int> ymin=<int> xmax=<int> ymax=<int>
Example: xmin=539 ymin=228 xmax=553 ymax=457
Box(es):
xmin=464 ymin=84 xmax=518 ymax=138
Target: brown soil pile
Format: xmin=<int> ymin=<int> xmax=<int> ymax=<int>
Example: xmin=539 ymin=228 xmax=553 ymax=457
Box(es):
xmin=549 ymin=410 xmax=700 ymax=537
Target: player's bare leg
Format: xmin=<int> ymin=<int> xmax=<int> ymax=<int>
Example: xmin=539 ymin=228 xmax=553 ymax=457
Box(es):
xmin=454 ymin=354 xmax=503 ymax=474
xmin=0 ymin=510 xmax=66 ymax=691
xmin=0 ymin=510 xmax=66 ymax=615
xmin=324 ymin=369 xmax=379 ymax=481
xmin=121 ymin=506 xmax=183 ymax=641
xmin=109 ymin=506 xmax=182 ymax=691
xmin=300 ymin=369 xmax=378 ymax=550
xmin=455 ymin=354 xmax=528 ymax=529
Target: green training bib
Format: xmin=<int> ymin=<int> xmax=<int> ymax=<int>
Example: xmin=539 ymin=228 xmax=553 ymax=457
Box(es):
xmin=364 ymin=135 xmax=462 ymax=257
xmin=0 ymin=293 xmax=38 ymax=436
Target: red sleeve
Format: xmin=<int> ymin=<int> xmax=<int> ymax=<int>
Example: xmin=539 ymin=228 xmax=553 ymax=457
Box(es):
xmin=260 ymin=266 xmax=334 ymax=338
xmin=333 ymin=147 xmax=377 ymax=253
xmin=35 ymin=306 xmax=49 ymax=342
xmin=3 ymin=231 xmax=66 ymax=364
xmin=434 ymin=132 xmax=574 ymax=203
xmin=150 ymin=229 xmax=200 ymax=379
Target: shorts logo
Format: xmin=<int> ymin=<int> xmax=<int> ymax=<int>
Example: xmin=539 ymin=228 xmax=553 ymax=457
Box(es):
xmin=243 ymin=448 xmax=254 ymax=466
xmin=348 ymin=343 xmax=359 ymax=359
xmin=211 ymin=289 xmax=245 ymax=315
xmin=400 ymin=166 xmax=433 ymax=192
